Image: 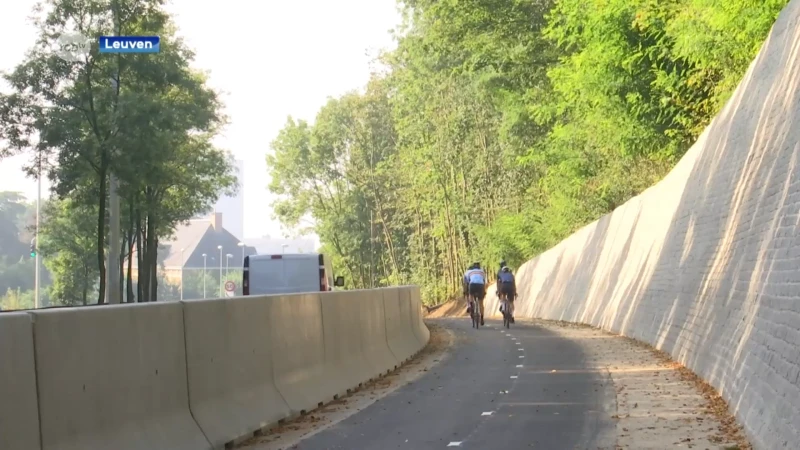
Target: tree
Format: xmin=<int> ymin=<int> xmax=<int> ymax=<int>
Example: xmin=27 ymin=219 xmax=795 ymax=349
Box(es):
xmin=0 ymin=0 xmax=236 ymax=304
xmin=265 ymin=0 xmax=788 ymax=305
xmin=268 ymin=78 xmax=407 ymax=290
xmin=0 ymin=192 xmax=29 ymax=258
xmin=0 ymin=191 xmax=52 ymax=300
xmin=39 ymin=198 xmax=99 ymax=306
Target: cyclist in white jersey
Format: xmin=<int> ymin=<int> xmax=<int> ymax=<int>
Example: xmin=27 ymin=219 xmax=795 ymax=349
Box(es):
xmin=464 ymin=262 xmax=486 ymax=326
xmin=462 ymin=263 xmax=475 ymax=298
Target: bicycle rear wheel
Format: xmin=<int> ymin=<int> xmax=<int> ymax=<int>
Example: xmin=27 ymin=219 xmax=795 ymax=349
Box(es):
xmin=501 ymin=296 xmax=510 ymax=328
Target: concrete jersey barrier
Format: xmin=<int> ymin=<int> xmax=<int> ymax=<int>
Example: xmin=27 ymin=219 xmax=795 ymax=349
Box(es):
xmin=0 ymin=313 xmax=40 ymax=450
xmin=355 ymin=289 xmax=401 ymax=379
xmin=31 ymin=303 xmax=210 ymax=450
xmin=268 ymin=293 xmax=335 ymax=415
xmin=319 ymin=290 xmax=375 ymax=396
xmin=408 ymin=285 xmax=430 ymax=347
xmin=383 ymin=287 xmax=420 ymax=363
xmin=2 ymin=286 xmax=429 ymax=449
xmin=182 ymin=296 xmax=292 ymax=449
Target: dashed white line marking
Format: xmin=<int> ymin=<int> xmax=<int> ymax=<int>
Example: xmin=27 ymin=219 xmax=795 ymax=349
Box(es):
xmin=516 ymin=365 xmax=523 ymax=368
xmin=519 ymin=355 xmax=525 ymax=358
xmin=518 ymin=348 xmax=524 ymax=351
xmin=481 ymin=411 xmax=494 ymax=416
xmin=510 ymin=375 xmax=518 ymax=379
xmin=447 ymin=442 xmax=462 ymax=447
xmin=516 ymin=342 xmax=521 ymax=345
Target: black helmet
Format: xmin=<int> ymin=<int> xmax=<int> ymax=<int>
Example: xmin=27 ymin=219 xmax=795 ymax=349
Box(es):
xmin=500 ymin=260 xmax=507 ymax=268
xmin=473 ymin=262 xmax=481 ymax=269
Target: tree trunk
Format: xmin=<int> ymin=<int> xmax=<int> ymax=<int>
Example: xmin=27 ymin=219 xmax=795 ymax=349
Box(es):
xmin=137 ymin=214 xmax=147 ymax=302
xmin=119 ymin=236 xmax=126 ymax=302
xmin=126 ymin=239 xmax=135 ymax=302
xmin=96 ymin=164 xmax=108 ymax=304
xmin=82 ymin=264 xmax=89 ymax=306
xmin=147 ymin=216 xmax=158 ymax=301
xmin=374 ymin=199 xmax=400 ymax=277
xmin=126 ymin=200 xmax=136 ymax=302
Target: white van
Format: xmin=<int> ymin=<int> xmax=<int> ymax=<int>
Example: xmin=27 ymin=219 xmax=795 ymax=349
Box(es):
xmin=242 ymin=253 xmax=344 ymax=296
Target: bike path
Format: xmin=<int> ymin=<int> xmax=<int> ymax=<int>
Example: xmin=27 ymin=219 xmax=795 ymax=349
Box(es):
xmin=293 ymin=318 xmax=617 ymax=450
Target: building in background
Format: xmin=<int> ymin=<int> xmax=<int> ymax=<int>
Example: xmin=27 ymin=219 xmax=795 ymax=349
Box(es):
xmin=130 ymin=213 xmax=256 ymax=299
xmin=194 ymin=159 xmax=245 ymax=240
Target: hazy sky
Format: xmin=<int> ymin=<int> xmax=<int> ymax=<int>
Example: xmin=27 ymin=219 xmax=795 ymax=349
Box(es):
xmin=0 ymin=0 xmax=401 ymax=239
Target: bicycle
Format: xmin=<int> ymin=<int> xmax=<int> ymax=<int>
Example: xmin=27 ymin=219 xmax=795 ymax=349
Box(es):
xmin=499 ymin=292 xmax=512 ymax=328
xmin=467 ymin=293 xmax=481 ymax=329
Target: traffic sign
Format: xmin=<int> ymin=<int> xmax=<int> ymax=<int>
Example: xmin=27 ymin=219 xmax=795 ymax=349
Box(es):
xmin=224 ymin=281 xmax=235 ymax=297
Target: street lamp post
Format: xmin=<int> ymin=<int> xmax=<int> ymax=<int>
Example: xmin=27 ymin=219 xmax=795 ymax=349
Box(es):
xmin=226 ymin=254 xmax=232 ymax=277
xmin=237 ymin=242 xmax=245 ymax=266
xmin=106 ymin=76 xmax=122 ymax=305
xmin=180 ymin=248 xmax=185 ymax=301
xmin=202 ymin=253 xmax=207 ymax=299
xmin=34 ymin=149 xmax=41 ymax=309
xmin=281 ymin=244 xmax=289 ymax=254
xmin=217 ymin=245 xmax=223 ymax=297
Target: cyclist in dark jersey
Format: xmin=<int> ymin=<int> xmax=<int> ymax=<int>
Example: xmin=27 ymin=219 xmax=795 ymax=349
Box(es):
xmin=496 ymin=266 xmax=516 ymax=323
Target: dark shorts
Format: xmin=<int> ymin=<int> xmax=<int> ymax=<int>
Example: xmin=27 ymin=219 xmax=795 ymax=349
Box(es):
xmin=468 ymin=283 xmax=486 ymax=300
xmin=498 ymin=282 xmax=515 ymax=300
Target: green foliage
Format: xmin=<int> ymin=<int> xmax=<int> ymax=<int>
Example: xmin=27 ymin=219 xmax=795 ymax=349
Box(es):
xmin=1 ymin=288 xmax=34 ymax=311
xmin=39 ymin=198 xmax=99 ymax=306
xmin=270 ymin=0 xmax=786 ymax=305
xmin=0 ymin=191 xmax=54 ymax=309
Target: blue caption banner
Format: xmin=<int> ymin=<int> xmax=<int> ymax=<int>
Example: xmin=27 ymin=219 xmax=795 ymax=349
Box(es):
xmin=99 ymin=36 xmax=160 ymax=53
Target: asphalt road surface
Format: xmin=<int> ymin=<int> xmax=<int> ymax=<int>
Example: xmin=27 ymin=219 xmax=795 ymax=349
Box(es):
xmin=293 ymin=317 xmax=617 ymax=450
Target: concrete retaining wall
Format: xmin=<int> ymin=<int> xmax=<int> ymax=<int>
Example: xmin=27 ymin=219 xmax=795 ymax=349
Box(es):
xmin=0 ymin=285 xmax=428 ymax=450
xmin=500 ymin=2 xmax=800 ymax=448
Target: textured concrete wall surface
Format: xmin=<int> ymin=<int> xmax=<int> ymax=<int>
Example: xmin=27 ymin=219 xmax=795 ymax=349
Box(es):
xmin=488 ymin=2 xmax=800 ymax=448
